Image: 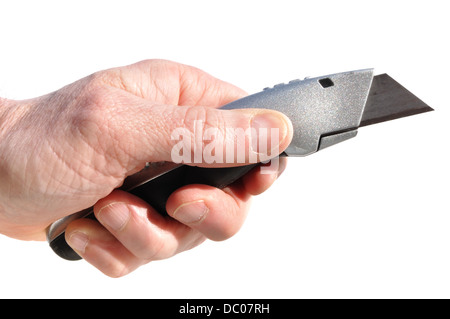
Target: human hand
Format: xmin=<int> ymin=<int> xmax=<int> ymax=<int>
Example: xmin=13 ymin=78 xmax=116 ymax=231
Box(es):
xmin=0 ymin=60 xmax=293 ymax=277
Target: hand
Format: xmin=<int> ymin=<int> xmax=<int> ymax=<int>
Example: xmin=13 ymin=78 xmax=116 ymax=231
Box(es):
xmin=0 ymin=60 xmax=293 ymax=277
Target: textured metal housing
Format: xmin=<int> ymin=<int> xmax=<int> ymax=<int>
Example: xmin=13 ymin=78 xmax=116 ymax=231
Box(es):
xmin=222 ymin=69 xmax=374 ymax=156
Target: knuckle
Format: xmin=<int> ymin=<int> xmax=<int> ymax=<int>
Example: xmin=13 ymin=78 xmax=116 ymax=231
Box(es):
xmin=67 ymin=72 xmax=129 ymax=144
xmin=62 ymin=74 xmax=133 ymax=171
xmin=66 ymin=78 xmax=111 ymax=130
xmin=128 ymin=219 xmax=168 ymax=261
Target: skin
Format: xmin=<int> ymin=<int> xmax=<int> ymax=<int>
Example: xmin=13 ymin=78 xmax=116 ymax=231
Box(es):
xmin=0 ymin=60 xmax=293 ymax=277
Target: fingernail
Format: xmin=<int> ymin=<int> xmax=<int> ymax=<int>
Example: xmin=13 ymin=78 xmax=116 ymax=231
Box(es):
xmin=97 ymin=202 xmax=130 ymax=231
xmin=68 ymin=231 xmax=89 ymax=254
xmin=172 ymin=200 xmax=209 ymax=225
xmin=250 ymin=112 xmax=289 ymax=156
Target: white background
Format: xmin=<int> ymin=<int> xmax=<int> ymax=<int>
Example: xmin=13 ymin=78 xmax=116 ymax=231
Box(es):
xmin=0 ymin=0 xmax=448 ymax=298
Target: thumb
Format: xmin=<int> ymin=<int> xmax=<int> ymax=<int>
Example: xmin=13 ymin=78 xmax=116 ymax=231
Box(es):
xmin=109 ymin=103 xmax=293 ymax=170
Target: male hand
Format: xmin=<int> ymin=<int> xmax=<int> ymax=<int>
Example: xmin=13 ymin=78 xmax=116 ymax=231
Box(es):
xmin=0 ymin=60 xmax=293 ymax=277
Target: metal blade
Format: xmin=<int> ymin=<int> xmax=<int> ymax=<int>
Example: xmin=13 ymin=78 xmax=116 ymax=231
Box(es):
xmin=360 ymin=73 xmax=433 ymax=127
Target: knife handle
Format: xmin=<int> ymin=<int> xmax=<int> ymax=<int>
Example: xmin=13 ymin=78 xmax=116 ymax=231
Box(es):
xmin=49 ymin=163 xmax=259 ymax=260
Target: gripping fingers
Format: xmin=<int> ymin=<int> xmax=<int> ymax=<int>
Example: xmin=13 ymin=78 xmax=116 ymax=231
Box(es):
xmin=166 ymin=183 xmax=251 ymax=241
xmin=65 ymin=190 xmax=205 ymax=277
xmin=165 ymin=159 xmax=287 ymax=240
xmin=65 ymin=219 xmax=144 ymax=277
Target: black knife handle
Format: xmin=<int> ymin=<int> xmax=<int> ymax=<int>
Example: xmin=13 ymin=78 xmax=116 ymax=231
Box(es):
xmin=130 ymin=164 xmax=259 ymax=215
xmin=49 ymin=163 xmax=259 ymax=260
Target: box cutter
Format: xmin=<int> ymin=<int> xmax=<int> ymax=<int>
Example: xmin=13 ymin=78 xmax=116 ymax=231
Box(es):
xmin=47 ymin=69 xmax=433 ymax=260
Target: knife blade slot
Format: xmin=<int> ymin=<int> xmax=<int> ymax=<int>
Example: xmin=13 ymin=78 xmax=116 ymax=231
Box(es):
xmin=319 ymin=77 xmax=334 ymax=88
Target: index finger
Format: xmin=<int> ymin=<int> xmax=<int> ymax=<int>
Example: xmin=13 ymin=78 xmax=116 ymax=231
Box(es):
xmin=99 ymin=59 xmax=248 ymax=107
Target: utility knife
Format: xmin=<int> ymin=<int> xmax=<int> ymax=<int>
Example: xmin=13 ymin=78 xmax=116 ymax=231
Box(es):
xmin=47 ymin=69 xmax=433 ymax=261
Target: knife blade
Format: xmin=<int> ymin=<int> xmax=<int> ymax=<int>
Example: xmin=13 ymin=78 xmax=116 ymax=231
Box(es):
xmin=47 ymin=69 xmax=433 ymax=261
xmin=360 ymin=73 xmax=433 ymax=127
